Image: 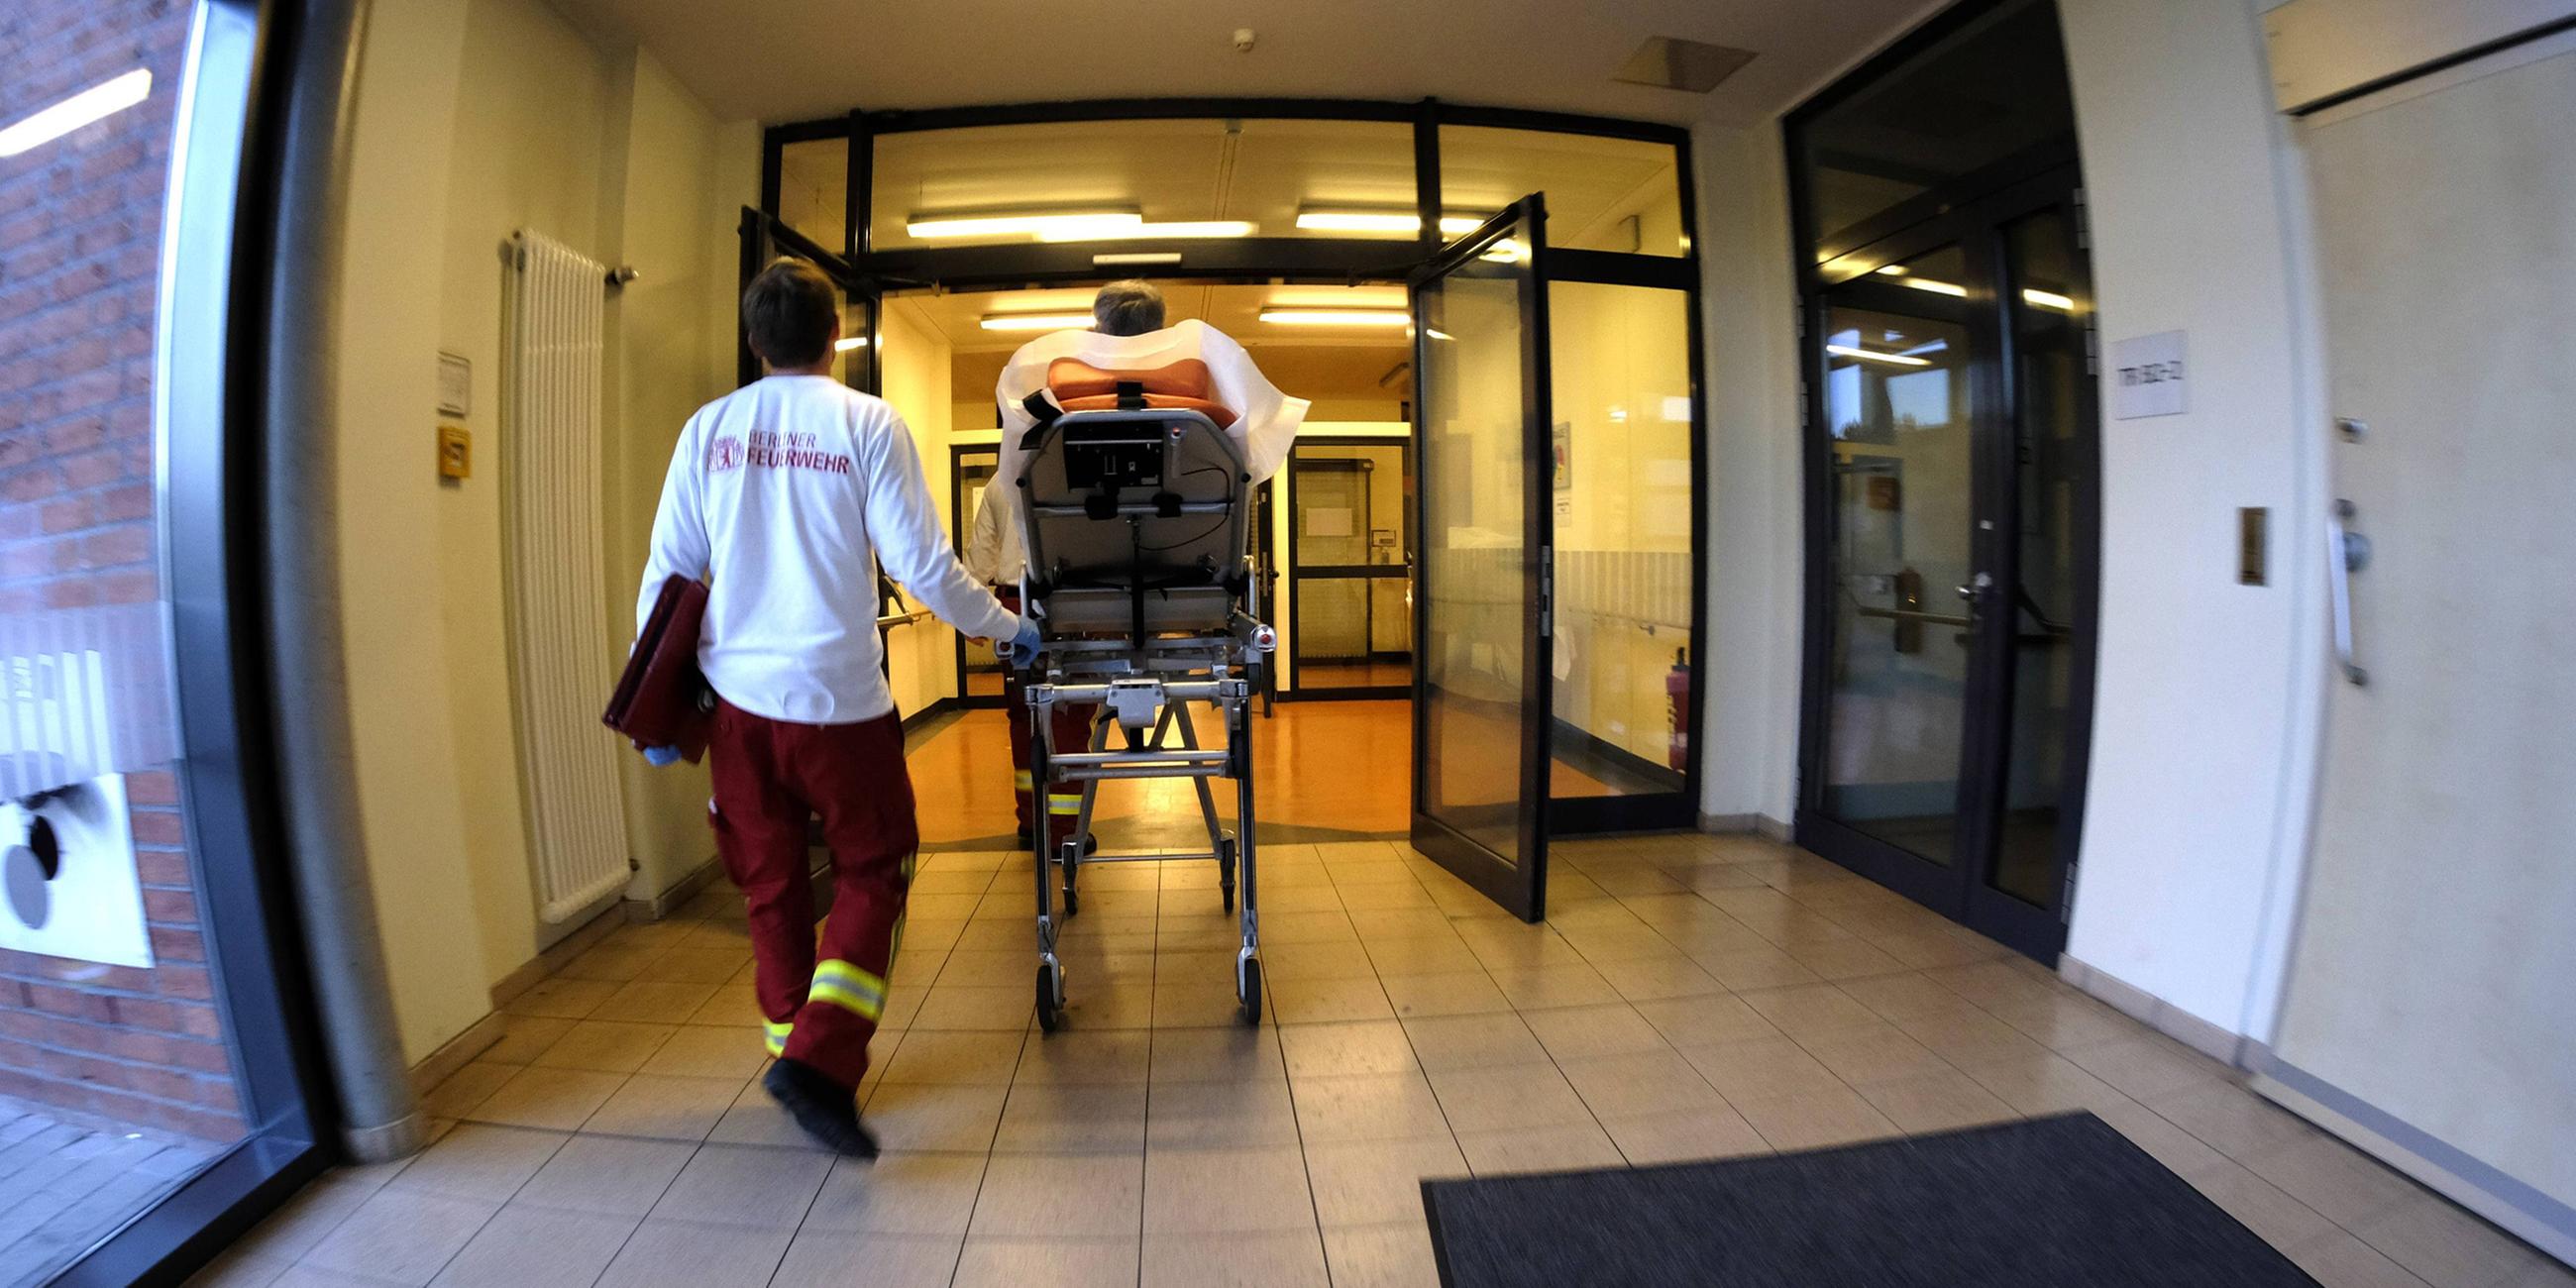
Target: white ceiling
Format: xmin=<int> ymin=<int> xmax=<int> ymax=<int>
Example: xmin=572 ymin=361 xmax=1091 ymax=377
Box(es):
xmin=551 ymin=0 xmax=1934 ymax=129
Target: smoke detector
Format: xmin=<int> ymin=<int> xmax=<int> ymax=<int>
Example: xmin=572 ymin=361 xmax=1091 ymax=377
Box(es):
xmin=1613 ymin=37 xmax=1756 ymax=93
xmin=1234 ymin=29 xmax=1257 ymax=54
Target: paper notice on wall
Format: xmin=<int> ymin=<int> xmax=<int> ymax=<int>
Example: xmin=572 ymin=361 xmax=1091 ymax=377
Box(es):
xmin=1304 ymin=507 xmax=1353 ymax=538
xmin=2109 ymin=331 xmax=2187 ymax=419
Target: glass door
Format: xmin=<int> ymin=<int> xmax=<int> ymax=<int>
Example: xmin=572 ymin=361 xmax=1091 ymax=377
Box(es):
xmin=1409 ymin=197 xmax=1554 ymax=920
xmin=1286 ymin=441 xmax=1414 ymax=698
xmin=1796 ymin=176 xmax=2096 ymax=960
xmin=950 ymin=445 xmax=1006 ymax=706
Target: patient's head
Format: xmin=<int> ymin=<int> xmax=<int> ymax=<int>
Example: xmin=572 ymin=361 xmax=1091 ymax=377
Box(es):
xmin=1093 ymin=280 xmax=1166 ymax=337
xmin=743 ymin=258 xmax=839 ymax=370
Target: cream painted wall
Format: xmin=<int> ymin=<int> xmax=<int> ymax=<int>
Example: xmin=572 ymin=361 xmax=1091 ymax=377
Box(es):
xmin=433 ymin=0 xmax=614 ymax=982
xmin=602 ymin=50 xmax=734 ymax=902
xmin=1690 ymin=122 xmax=1805 ymax=828
xmin=2055 ymin=0 xmax=2326 ymax=1038
xmin=335 ymin=0 xmax=490 ymax=1062
xmin=336 ymin=0 xmax=760 ymax=1061
xmin=877 ymin=297 xmax=962 ymax=717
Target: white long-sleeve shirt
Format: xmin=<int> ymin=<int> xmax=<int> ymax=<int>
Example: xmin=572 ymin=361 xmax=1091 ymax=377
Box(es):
xmin=637 ymin=375 xmax=1021 ymax=725
xmin=962 ymin=480 xmax=1025 ymax=587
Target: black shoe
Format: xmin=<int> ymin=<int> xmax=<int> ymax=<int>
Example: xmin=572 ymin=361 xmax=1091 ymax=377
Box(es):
xmin=763 ymin=1058 xmax=879 ymax=1158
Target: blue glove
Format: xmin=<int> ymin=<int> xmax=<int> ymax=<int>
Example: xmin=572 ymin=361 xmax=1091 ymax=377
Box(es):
xmin=1000 ymin=619 xmax=1042 ymax=667
xmin=642 ymin=745 xmax=682 ymax=767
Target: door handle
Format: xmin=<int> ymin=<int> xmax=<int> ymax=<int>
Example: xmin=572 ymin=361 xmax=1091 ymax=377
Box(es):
xmin=2326 ymin=498 xmax=2371 ymax=686
xmin=1955 ymin=572 xmax=1992 ymax=611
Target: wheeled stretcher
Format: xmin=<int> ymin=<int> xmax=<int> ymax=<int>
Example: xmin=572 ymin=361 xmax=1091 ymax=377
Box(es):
xmin=1012 ymin=396 xmax=1275 ymax=1031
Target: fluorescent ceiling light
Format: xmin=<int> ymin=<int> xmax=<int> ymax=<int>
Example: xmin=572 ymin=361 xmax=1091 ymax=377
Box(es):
xmin=979 ymin=312 xmax=1095 ymax=332
xmin=833 ymin=336 xmax=869 ymax=352
xmin=2022 ymin=288 xmax=2076 ymax=311
xmin=1294 ymin=209 xmax=1489 ymax=237
xmin=907 ymin=208 xmax=1140 ymax=239
xmin=0 ymin=69 xmax=152 ymax=159
xmin=1259 ymin=309 xmax=1411 ymax=328
xmin=1900 ymin=277 xmax=1967 ymax=297
xmin=1037 ymin=220 xmax=1252 ymax=243
xmin=1094 ymin=252 xmax=1183 ymax=266
xmin=1827 ymin=343 xmax=1930 ymax=368
xmin=1875 ymin=265 xmax=1907 ymax=276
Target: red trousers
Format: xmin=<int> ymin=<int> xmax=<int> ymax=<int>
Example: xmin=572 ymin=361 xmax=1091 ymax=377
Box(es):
xmin=707 ymin=700 xmax=914 ymax=1091
xmin=996 ymin=590 xmax=1094 ymax=841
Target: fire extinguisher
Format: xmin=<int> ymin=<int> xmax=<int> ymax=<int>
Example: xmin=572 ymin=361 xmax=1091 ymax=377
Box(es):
xmin=1665 ymin=646 xmax=1690 ymax=773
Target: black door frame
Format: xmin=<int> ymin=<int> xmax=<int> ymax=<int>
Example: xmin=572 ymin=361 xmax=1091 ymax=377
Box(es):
xmin=1281 ymin=437 xmax=1416 ymax=701
xmin=1408 ymin=199 xmax=1556 ymax=921
xmin=1788 ymin=165 xmax=2099 ymax=961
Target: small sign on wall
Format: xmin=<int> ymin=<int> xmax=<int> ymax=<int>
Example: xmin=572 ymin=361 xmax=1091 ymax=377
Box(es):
xmin=437 ymin=351 xmax=473 ymax=418
xmin=2110 ymin=331 xmax=2187 ymax=419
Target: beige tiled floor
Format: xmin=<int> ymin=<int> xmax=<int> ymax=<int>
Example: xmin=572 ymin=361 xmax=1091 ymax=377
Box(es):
xmin=195 ymin=833 xmax=2571 ymax=1288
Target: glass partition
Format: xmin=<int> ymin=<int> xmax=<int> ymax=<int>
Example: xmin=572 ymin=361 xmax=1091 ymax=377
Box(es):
xmin=1791 ymin=0 xmax=2074 ymax=253
xmin=1546 ymin=280 xmax=1693 ymax=800
xmin=1441 ymin=126 xmax=1684 ymax=256
xmin=779 ymin=137 xmax=848 ymax=251
xmin=869 ymin=117 xmax=1417 ymax=252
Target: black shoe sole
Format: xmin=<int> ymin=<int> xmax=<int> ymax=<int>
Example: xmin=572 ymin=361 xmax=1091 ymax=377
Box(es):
xmin=763 ymin=1063 xmax=879 ymax=1158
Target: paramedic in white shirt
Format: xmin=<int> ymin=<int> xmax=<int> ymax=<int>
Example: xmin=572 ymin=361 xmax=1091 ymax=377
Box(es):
xmin=634 ymin=258 xmax=1036 ymax=1158
xmin=972 ymin=280 xmax=1307 ymax=850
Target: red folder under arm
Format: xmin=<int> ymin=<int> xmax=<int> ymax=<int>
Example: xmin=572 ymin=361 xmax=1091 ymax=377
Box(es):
xmin=603 ymin=575 xmax=713 ymax=764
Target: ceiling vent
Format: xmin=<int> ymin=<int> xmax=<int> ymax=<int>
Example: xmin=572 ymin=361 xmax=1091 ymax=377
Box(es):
xmin=1613 ymin=37 xmax=1757 ymax=93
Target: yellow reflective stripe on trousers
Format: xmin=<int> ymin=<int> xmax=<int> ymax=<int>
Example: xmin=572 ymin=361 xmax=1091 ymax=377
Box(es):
xmin=764 ymin=1018 xmax=794 ymax=1055
xmin=1014 ymin=771 xmax=1033 ymax=792
xmin=900 ymin=851 xmax=917 ymax=885
xmin=1047 ymin=794 xmax=1082 ymax=815
xmin=808 ymin=958 xmax=887 ymax=1020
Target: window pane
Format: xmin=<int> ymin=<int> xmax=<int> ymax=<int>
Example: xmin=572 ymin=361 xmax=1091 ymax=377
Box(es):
xmin=1793 ymin=0 xmax=2075 ymax=255
xmin=2 ymin=7 xmax=258 ymax=1279
xmin=1547 ymin=281 xmax=1693 ymax=798
xmin=1439 ymin=126 xmax=1684 ymax=257
xmin=869 ymin=117 xmax=1415 ymax=252
xmin=779 ymin=137 xmax=847 ymax=252
xmin=1813 ymin=245 xmax=1977 ymax=864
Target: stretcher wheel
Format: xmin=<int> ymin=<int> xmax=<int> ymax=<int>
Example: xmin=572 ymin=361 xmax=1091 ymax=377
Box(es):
xmin=1236 ymin=955 xmax=1261 ymax=1026
xmin=1218 ymin=837 xmax=1236 ymax=913
xmin=1036 ymin=961 xmax=1064 ymax=1033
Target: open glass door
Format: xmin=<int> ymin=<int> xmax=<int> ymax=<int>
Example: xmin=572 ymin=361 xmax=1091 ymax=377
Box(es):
xmin=1409 ymin=196 xmax=1555 ymax=920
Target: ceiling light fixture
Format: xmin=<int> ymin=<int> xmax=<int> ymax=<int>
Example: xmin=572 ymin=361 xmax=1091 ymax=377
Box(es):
xmin=1258 ymin=308 xmax=1412 ymax=328
xmin=0 ymin=69 xmax=152 ymax=159
xmin=979 ymin=312 xmax=1097 ymax=332
xmin=833 ymin=336 xmax=869 ymax=352
xmin=907 ymin=208 xmax=1142 ymax=240
xmin=1036 ymin=220 xmax=1254 ymax=243
xmin=2021 ymin=288 xmax=2076 ymax=311
xmin=1875 ymin=265 xmax=1908 ymax=276
xmin=1900 ymin=277 xmax=1968 ymax=297
xmin=1827 ymin=343 xmax=1931 ymax=368
xmin=1094 ymin=252 xmax=1183 ymax=267
xmin=1294 ymin=209 xmax=1490 ymax=237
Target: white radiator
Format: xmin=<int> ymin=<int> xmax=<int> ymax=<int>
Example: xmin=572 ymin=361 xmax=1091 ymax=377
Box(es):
xmin=504 ymin=231 xmax=628 ymax=922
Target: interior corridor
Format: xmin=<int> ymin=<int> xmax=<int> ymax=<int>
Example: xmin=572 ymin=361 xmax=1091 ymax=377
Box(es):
xmin=188 ymin=829 xmax=2550 ymax=1288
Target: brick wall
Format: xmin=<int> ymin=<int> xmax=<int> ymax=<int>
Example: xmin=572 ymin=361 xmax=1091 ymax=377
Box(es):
xmin=0 ymin=0 xmax=245 ymax=1141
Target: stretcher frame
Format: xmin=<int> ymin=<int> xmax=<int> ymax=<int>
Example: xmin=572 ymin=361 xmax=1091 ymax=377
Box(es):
xmin=1013 ymin=407 xmax=1275 ymax=1031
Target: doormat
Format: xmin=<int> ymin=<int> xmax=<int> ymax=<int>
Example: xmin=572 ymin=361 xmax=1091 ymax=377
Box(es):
xmin=1420 ymin=1112 xmax=2317 ymax=1287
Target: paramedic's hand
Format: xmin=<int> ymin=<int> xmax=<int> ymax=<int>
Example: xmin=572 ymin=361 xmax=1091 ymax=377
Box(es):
xmin=642 ymin=745 xmax=682 ymax=767
xmin=1000 ymin=619 xmax=1042 ymax=667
